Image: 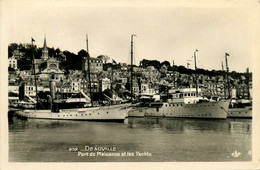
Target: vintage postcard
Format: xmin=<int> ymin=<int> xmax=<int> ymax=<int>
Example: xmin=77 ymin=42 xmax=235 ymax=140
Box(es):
xmin=1 ymin=0 xmax=260 ymax=169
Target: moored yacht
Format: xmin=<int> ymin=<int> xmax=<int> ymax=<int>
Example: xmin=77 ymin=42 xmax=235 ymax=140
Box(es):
xmin=16 ymin=35 xmax=132 ymax=122
xmin=145 ymin=88 xmax=229 ymax=119
xmin=227 ymin=99 xmax=252 ymax=118
xmin=128 ymin=95 xmax=155 ymax=117
xmin=17 ymin=103 xmax=132 ymax=122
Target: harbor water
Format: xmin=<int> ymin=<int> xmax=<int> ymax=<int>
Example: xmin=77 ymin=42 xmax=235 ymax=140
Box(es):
xmin=9 ymin=112 xmax=252 ymax=162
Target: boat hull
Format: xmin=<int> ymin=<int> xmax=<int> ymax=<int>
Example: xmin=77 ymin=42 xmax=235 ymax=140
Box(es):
xmin=16 ymin=103 xmax=132 ymax=122
xmin=145 ymin=100 xmax=229 ymax=119
xmin=128 ymin=107 xmax=146 ymax=117
xmin=227 ymin=107 xmax=252 ymax=118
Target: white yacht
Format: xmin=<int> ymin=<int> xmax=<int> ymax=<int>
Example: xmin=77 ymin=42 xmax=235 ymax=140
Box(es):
xmin=145 ymin=88 xmax=229 ymax=119
xmin=227 ymin=99 xmax=252 ymax=118
xmin=16 ymin=34 xmax=132 ymax=122
xmin=16 ymin=103 xmax=132 ymax=122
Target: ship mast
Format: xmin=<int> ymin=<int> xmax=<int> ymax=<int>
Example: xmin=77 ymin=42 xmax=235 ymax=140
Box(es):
xmin=247 ymin=67 xmax=250 ymax=99
xmin=31 ymin=38 xmax=38 ymax=110
xmin=130 ymin=34 xmax=136 ymax=101
xmin=194 ymin=49 xmax=198 ymax=97
xmin=111 ymin=61 xmax=114 ymax=100
xmin=222 ymin=61 xmax=226 ymax=99
xmin=86 ymin=34 xmax=93 ymax=106
xmin=225 ymin=53 xmax=230 ymax=99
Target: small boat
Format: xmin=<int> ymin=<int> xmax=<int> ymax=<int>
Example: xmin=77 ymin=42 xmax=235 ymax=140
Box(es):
xmin=9 ymin=91 xmax=36 ymax=111
xmin=8 ymin=92 xmax=20 ymax=111
xmin=128 ymin=95 xmax=155 ymax=117
xmin=227 ymin=99 xmax=252 ymax=118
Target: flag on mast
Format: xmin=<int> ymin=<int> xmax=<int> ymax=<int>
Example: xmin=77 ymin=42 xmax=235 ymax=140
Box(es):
xmin=31 ymin=37 xmax=35 ymax=42
xmin=112 ymin=59 xmax=117 ymax=64
xmin=187 ymin=62 xmax=191 ymax=68
xmin=225 ymin=53 xmax=229 ymax=56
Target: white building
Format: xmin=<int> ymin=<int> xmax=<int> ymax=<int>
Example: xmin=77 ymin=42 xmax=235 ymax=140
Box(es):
xmin=24 ymin=84 xmax=36 ymax=97
xmin=8 ymin=57 xmax=17 ymax=69
xmin=83 ymin=57 xmax=103 ymax=73
xmin=8 ymin=85 xmax=19 ymax=93
xmin=141 ymin=83 xmax=156 ymax=95
xmin=100 ymin=78 xmax=111 ymax=92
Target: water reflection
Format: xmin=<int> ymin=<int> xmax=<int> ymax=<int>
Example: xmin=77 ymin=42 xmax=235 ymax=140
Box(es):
xmin=125 ymin=117 xmax=251 ymax=134
xmin=8 ymin=112 xmax=252 ymax=162
xmin=9 ymin=113 xmax=252 ymax=135
xmin=9 ymin=115 xmax=84 ymax=132
xmin=228 ymin=120 xmax=251 ymax=134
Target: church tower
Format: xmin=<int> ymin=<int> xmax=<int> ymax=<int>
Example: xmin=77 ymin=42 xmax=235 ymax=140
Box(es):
xmin=41 ymin=35 xmax=49 ymax=60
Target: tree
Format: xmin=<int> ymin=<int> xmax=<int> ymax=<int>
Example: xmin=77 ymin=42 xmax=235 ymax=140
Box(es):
xmin=60 ymin=50 xmax=83 ymax=70
xmin=78 ymin=49 xmax=88 ymax=58
xmin=8 ymin=67 xmax=15 ymax=72
xmin=17 ymin=59 xmax=32 ymax=70
xmin=39 ymin=62 xmax=47 ymax=71
xmin=97 ymin=55 xmax=110 ymax=63
xmin=160 ymin=61 xmax=171 ymax=68
xmin=140 ymin=59 xmax=161 ymax=70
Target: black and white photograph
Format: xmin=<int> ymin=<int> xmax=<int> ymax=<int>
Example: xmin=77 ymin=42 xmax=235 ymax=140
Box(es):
xmin=1 ymin=0 xmax=260 ymax=169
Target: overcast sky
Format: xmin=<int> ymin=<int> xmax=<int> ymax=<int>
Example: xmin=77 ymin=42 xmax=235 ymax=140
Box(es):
xmin=3 ymin=0 xmax=258 ymax=72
